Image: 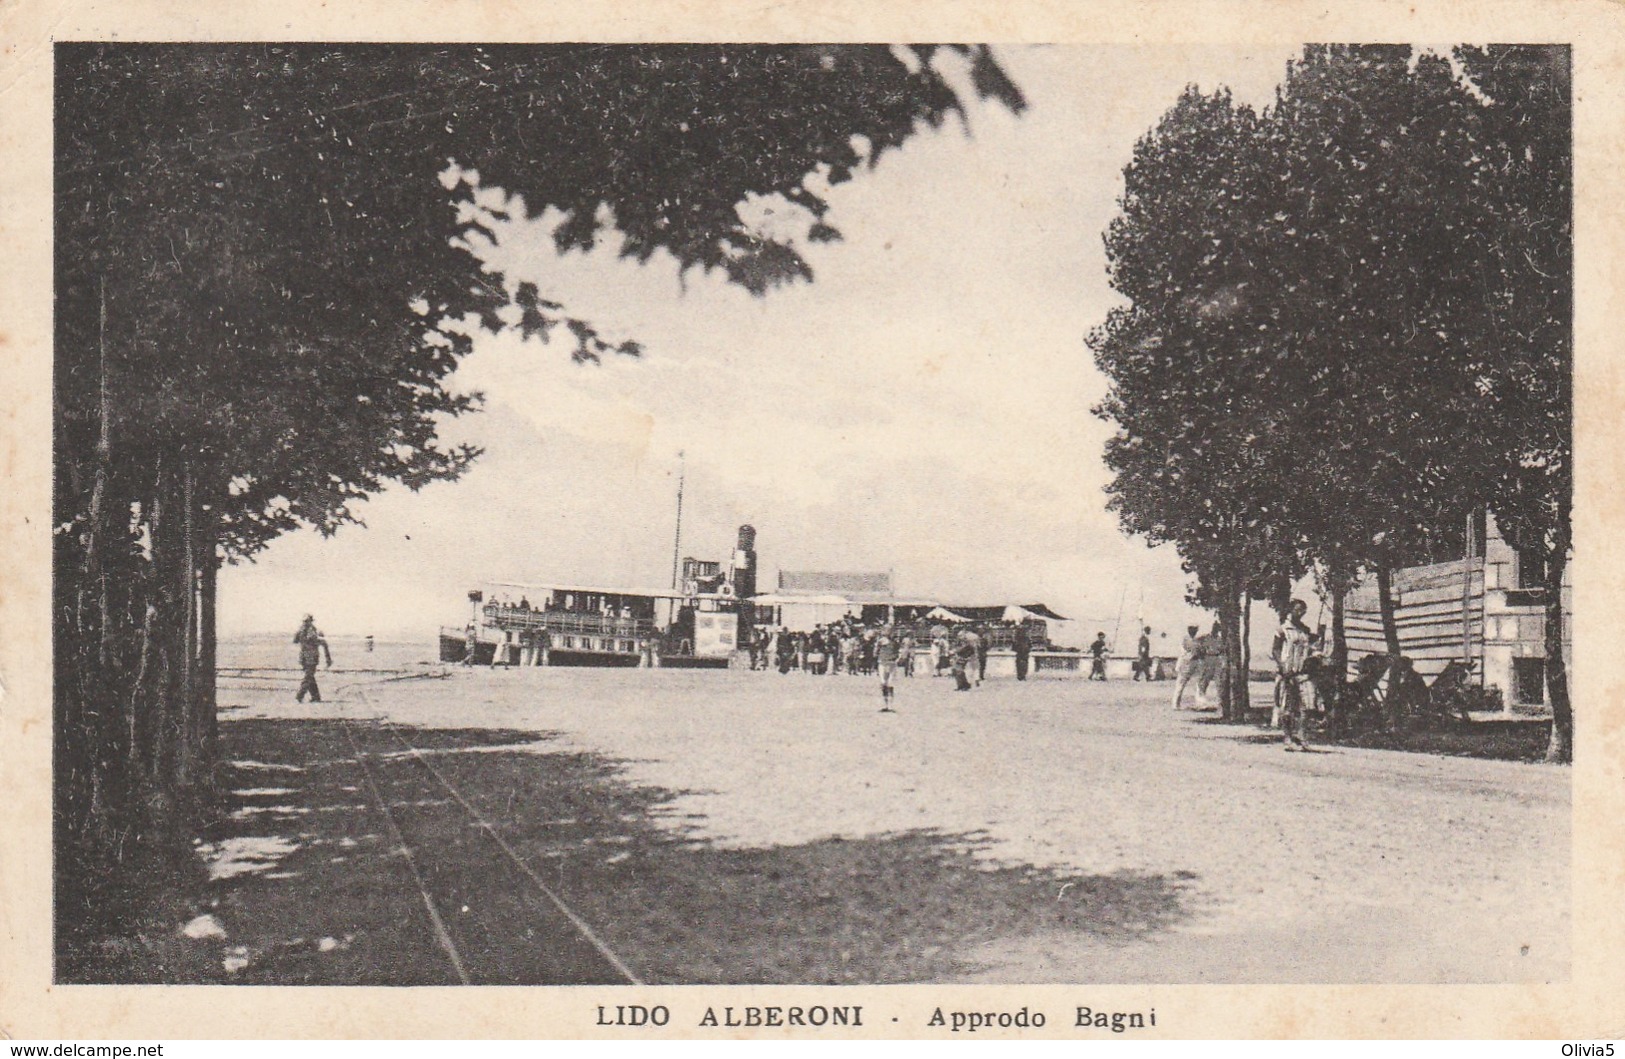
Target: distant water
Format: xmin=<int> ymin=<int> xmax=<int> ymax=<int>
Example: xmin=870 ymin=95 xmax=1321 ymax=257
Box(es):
xmin=219 ymin=633 xmax=442 ymax=672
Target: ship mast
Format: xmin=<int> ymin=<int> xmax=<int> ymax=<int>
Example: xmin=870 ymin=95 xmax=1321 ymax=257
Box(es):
xmin=670 ymin=450 xmax=685 ymax=621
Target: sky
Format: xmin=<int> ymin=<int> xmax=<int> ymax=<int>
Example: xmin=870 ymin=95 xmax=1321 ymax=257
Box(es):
xmin=219 ymin=44 xmax=1305 ymax=647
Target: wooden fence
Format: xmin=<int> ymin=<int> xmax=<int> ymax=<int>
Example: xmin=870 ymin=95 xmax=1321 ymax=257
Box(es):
xmin=1344 ymin=558 xmax=1484 ymax=681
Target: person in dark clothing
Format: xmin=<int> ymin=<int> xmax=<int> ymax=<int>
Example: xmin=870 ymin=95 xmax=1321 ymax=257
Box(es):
xmin=294 ymin=614 xmax=333 ymax=702
xmin=1088 ymin=632 xmax=1108 ymax=681
xmin=1013 ymin=623 xmax=1032 ymax=681
xmin=1134 ymin=625 xmax=1153 ymax=681
xmin=951 ymin=631 xmax=977 ymax=691
xmin=776 ymin=627 xmax=795 ymax=675
xmin=975 ymin=626 xmax=989 ymax=684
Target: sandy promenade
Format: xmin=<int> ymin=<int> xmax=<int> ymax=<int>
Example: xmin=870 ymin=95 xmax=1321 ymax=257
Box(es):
xmin=220 ymin=663 xmax=1570 ymax=984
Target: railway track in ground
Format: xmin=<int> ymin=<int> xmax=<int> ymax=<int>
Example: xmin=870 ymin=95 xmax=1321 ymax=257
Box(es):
xmin=336 ymin=678 xmax=642 ymax=986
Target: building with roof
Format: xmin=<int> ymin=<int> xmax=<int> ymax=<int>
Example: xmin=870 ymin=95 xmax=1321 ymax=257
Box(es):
xmin=1343 ymin=508 xmax=1570 ymax=717
xmin=775 ymin=570 xmax=895 ymax=598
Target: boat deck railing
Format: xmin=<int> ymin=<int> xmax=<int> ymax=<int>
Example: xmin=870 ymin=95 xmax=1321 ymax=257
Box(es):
xmin=483 ymin=604 xmax=654 ymax=639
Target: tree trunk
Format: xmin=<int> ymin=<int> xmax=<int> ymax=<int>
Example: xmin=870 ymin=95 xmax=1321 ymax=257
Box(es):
xmin=1375 ymin=560 xmax=1403 ymax=658
xmin=70 ymin=278 xmax=119 ymax=854
xmin=1241 ymin=590 xmax=1253 ymax=716
xmin=1233 ymin=580 xmax=1250 ymax=718
xmin=1330 ymin=583 xmax=1348 ymax=680
xmin=176 ymin=462 xmax=198 ymax=789
xmin=1543 ymin=544 xmax=1571 ymax=763
xmin=1216 ymin=588 xmax=1233 ymax=721
xmin=127 ymin=599 xmax=158 ymax=788
xmin=156 ymin=460 xmax=192 ymax=821
xmin=198 ymin=508 xmax=220 ymax=789
xmin=141 ymin=462 xmax=165 ymax=786
xmin=1218 ymin=576 xmax=1247 ymax=722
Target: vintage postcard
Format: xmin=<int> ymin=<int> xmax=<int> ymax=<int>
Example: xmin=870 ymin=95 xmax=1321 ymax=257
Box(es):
xmin=2 ymin=0 xmax=1623 ymax=1042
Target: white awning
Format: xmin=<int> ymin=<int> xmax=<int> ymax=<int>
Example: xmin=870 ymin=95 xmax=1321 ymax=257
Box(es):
xmin=746 ymin=593 xmax=854 ymax=606
xmin=484 ymin=579 xmax=723 ymax=601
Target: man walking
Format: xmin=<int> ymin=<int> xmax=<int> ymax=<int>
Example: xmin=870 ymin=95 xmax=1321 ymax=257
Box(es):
xmin=294 ymin=614 xmax=333 ymax=703
xmin=1171 ymin=625 xmax=1202 ymax=709
xmin=1088 ymin=632 xmax=1108 ymax=681
xmin=1134 ymin=625 xmax=1153 ymax=681
xmin=1196 ymin=621 xmax=1226 ymax=706
xmin=1012 ymin=623 xmax=1031 ymax=681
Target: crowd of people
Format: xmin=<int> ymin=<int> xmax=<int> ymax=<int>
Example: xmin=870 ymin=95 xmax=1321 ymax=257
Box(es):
xmin=461 ymin=586 xmax=1388 ymax=755
xmin=487 ymin=592 xmax=641 ymax=621
xmin=747 ymin=617 xmax=1041 ymax=707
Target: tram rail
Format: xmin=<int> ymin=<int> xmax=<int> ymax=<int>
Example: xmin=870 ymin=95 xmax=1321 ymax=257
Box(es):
xmin=335 ymin=677 xmax=642 ymax=986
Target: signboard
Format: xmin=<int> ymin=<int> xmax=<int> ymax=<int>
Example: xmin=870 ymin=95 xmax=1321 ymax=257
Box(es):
xmin=693 ymin=611 xmax=736 ymax=658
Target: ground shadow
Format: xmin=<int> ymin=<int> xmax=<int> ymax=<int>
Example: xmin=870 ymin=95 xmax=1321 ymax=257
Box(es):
xmin=1336 ymin=722 xmax=1553 ymax=762
xmin=59 ymin=718 xmax=1196 ymax=985
xmin=1193 ymin=714 xmax=1550 ymax=762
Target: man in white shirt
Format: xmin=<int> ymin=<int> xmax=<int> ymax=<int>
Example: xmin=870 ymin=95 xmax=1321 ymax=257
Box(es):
xmin=1171 ymin=625 xmax=1202 ymax=710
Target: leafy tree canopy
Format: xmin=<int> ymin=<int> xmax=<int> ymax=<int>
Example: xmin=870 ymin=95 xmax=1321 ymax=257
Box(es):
xmin=55 ymin=44 xmax=1025 ymax=556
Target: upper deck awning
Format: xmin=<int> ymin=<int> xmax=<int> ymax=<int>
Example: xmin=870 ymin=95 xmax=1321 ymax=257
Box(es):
xmin=483 ymin=579 xmax=728 ymax=601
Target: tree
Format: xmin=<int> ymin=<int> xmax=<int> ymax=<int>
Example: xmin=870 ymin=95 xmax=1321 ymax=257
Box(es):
xmin=1095 ymin=47 xmax=1568 ymax=745
xmin=1453 ymin=45 xmax=1572 ymax=761
xmin=1092 ymin=88 xmax=1304 ymax=721
xmin=1266 ymin=45 xmax=1572 ymax=756
xmin=54 ymin=44 xmax=1026 ymax=926
xmin=1265 ymin=45 xmax=1503 ymax=658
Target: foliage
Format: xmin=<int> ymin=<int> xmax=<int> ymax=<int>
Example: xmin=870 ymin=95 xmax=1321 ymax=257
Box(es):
xmin=52 ymin=44 xmax=1027 ymax=893
xmin=1092 ymin=87 xmax=1303 ymax=717
xmin=1267 ymin=47 xmax=1502 ymax=579
xmin=1092 ymin=45 xmax=1571 ymax=742
xmin=56 ymin=44 xmax=1025 ymax=559
xmin=1451 ymin=45 xmax=1573 ymax=761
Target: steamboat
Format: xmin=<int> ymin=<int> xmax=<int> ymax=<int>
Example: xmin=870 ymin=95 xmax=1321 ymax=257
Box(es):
xmin=440 ymin=526 xmax=758 ymax=668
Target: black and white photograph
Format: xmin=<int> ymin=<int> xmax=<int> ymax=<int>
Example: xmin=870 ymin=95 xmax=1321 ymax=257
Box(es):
xmin=5 ymin=0 xmax=1624 ymax=1042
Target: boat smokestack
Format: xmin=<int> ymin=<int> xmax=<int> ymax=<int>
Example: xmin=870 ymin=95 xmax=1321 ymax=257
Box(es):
xmin=733 ymin=524 xmax=757 ymax=640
